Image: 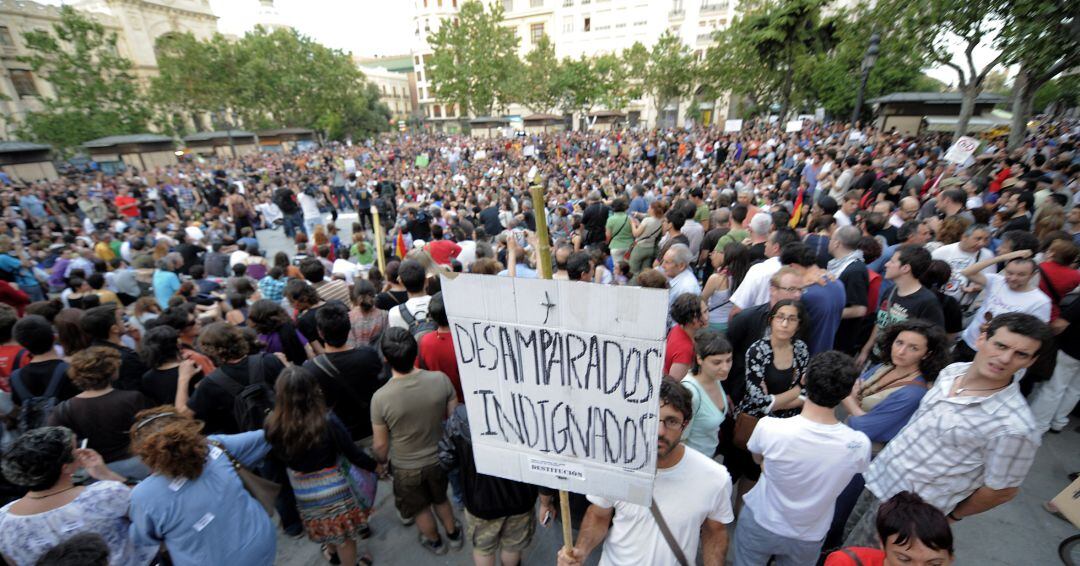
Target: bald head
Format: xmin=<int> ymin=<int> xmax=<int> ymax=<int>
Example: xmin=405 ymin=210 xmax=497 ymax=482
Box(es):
xmin=898 ymin=196 xmax=919 ymax=221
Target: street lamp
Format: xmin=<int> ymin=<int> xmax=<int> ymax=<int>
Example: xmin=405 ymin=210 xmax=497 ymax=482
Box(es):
xmin=850 ymin=31 xmax=880 ymax=128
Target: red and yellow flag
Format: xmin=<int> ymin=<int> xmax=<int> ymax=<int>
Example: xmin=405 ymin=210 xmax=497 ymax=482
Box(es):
xmin=789 ymin=187 xmax=806 ymax=228
xmin=395 ymin=231 xmax=407 ymax=259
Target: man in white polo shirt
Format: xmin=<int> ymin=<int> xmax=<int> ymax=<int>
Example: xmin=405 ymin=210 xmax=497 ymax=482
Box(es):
xmin=735 ymin=351 xmax=870 ymax=566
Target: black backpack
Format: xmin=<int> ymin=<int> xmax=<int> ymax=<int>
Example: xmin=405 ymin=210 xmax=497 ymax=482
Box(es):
xmin=10 ymin=361 xmax=69 ymax=434
xmin=398 ymin=303 xmax=437 ymax=342
xmin=208 ymin=353 xmax=275 ymax=432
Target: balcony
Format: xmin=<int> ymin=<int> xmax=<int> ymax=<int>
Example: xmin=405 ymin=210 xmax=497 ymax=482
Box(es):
xmin=700 ymin=3 xmax=728 ymax=14
xmin=669 ymin=8 xmax=685 ymax=18
xmin=697 ymin=32 xmax=717 ymax=43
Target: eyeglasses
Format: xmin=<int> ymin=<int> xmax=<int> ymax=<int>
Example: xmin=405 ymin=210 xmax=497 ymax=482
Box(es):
xmin=773 ymin=314 xmax=800 ymax=324
xmin=658 ymin=416 xmax=685 ymax=429
xmin=770 ymin=283 xmax=803 ymax=294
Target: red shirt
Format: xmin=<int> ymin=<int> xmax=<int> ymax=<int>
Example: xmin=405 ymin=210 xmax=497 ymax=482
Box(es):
xmin=426 ymin=240 xmax=462 ymax=266
xmin=1039 ymin=261 xmax=1080 ymax=320
xmin=0 ymin=280 xmax=30 ymax=316
xmin=0 ymin=344 xmax=30 ymax=393
xmin=824 ymin=547 xmax=884 ymax=566
xmin=115 ymin=195 xmax=139 ymax=217
xmin=663 ymin=325 xmax=694 ymax=375
xmin=417 ymin=329 xmax=463 ymax=403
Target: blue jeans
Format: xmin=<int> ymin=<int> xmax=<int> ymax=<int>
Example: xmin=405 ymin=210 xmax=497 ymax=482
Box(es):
xmin=304 ymin=216 xmax=324 ymax=236
xmin=107 ymin=456 xmax=150 ymax=481
xmin=282 ymin=212 xmax=304 ymax=238
xmin=734 ymin=505 xmax=825 ymax=566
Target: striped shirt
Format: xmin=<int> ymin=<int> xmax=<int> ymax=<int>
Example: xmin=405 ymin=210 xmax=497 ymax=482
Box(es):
xmin=864 ymin=362 xmax=1040 ymax=513
xmin=313 ymin=278 xmax=351 ymax=305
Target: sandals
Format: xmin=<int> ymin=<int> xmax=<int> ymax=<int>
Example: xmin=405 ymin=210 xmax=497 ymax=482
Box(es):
xmin=321 ymin=544 xmax=341 ymax=565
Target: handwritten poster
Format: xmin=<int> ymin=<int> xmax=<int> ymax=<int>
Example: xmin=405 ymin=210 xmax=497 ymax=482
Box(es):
xmin=440 ymin=274 xmax=668 ymax=505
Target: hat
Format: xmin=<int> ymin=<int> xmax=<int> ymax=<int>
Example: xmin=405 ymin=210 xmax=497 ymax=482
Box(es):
xmin=413 ymin=239 xmax=426 ymax=249
xmin=939 ymin=177 xmax=965 ymax=189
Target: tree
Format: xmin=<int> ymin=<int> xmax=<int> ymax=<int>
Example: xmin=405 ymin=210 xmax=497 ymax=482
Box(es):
xmin=553 ymin=56 xmax=601 ymax=119
xmin=519 ymin=34 xmax=561 ymax=114
xmin=878 ymin=0 xmax=1007 ymax=140
xmin=1033 ymin=74 xmax=1080 ymax=115
xmin=151 ymin=26 xmax=389 ymax=141
xmin=634 ymin=33 xmax=697 ymax=127
xmin=427 ymin=1 xmax=520 ymax=117
xmin=704 ymin=0 xmax=834 ymax=121
xmin=15 ymin=6 xmax=151 ymax=152
xmin=997 ymin=0 xmax=1080 ymax=149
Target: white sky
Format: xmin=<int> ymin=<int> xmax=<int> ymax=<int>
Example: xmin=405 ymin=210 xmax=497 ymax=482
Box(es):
xmin=45 ymin=0 xmax=999 ymax=87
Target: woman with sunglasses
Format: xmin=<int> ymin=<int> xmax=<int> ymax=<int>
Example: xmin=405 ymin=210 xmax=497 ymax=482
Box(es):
xmin=127 ymin=407 xmax=276 ymax=566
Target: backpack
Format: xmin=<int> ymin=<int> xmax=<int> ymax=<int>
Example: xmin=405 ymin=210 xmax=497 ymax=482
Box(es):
xmin=398 ymin=303 xmax=437 ymax=342
xmin=10 ymin=361 xmax=69 ymax=434
xmin=208 ymin=353 xmax=275 ymax=432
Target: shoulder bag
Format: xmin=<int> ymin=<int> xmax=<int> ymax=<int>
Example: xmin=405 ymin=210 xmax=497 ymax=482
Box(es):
xmin=649 ymin=500 xmax=690 ymax=566
xmin=209 ymin=438 xmax=280 ymax=517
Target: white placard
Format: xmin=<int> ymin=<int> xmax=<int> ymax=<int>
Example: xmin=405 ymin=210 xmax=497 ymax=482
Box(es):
xmin=943 ymin=136 xmax=979 ymax=164
xmin=724 ymin=119 xmax=743 ymax=133
xmin=344 ymin=158 xmax=356 ymax=173
xmin=441 ymin=274 xmax=668 ymax=506
xmin=786 ymin=120 xmax=803 ymax=133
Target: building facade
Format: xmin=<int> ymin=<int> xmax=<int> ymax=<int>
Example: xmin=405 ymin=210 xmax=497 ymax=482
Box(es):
xmin=358 ymin=63 xmax=418 ymax=122
xmin=0 ymin=0 xmax=218 ymax=139
xmin=409 ymin=0 xmax=732 ymax=131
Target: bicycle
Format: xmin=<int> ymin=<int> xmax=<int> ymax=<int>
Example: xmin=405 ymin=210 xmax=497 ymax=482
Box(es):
xmin=1062 ymin=533 xmax=1080 ymax=565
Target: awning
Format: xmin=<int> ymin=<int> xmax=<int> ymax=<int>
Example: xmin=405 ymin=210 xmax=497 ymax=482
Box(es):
xmin=922 ymin=115 xmax=1011 ymax=132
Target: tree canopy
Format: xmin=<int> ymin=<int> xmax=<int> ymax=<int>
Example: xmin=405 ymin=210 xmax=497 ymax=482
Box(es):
xmin=427 ymin=1 xmax=520 ymax=116
xmin=16 ymin=6 xmax=151 ymax=152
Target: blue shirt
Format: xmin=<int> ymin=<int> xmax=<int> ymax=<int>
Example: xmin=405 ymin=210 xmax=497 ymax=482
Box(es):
xmin=801 ymin=279 xmax=845 ymax=355
xmin=0 ymin=253 xmax=39 ymax=290
xmin=847 ymin=366 xmax=928 ymax=443
xmin=629 ymin=196 xmax=649 ymax=215
xmin=152 ymin=269 xmax=181 ymax=309
xmin=129 ymin=431 xmax=275 ymax=566
xmin=498 ymin=265 xmax=539 ymax=279
xmin=868 ymin=243 xmax=898 ymax=273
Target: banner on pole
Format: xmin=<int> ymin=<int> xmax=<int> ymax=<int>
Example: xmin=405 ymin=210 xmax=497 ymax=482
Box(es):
xmin=441 ymin=274 xmax=668 ymax=505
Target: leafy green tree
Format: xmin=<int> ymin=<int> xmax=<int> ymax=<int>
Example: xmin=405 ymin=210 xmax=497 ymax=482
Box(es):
xmin=876 ymin=0 xmax=1008 ymax=140
xmin=553 ymin=56 xmax=601 ymax=118
xmin=996 ymin=0 xmax=1079 ymax=149
xmin=1033 ymin=74 xmax=1080 ymax=115
xmin=635 ymin=32 xmax=697 ymax=126
xmin=151 ymin=32 xmax=239 ymax=136
xmin=16 ymin=6 xmax=151 ymax=152
xmin=519 ymin=34 xmax=561 ymax=114
xmin=428 ymin=0 xmax=520 ymax=116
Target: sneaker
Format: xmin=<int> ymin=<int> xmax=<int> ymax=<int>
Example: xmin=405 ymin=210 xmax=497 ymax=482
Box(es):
xmin=419 ymin=534 xmax=447 ymax=555
xmin=397 ymin=510 xmax=414 ymax=527
xmin=445 ymin=520 xmax=464 ymax=551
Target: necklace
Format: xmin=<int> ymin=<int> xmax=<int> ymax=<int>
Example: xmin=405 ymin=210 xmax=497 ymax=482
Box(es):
xmin=955 ymin=375 xmax=1008 ymax=396
xmin=27 ymin=485 xmax=78 ymax=500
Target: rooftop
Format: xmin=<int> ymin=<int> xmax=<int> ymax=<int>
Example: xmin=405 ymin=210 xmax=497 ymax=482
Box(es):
xmin=183 ymin=130 xmax=257 ymax=142
xmin=83 ymin=134 xmax=173 ymax=148
xmin=868 ymin=92 xmax=1008 ymax=105
xmin=0 ymin=141 xmax=51 ymax=154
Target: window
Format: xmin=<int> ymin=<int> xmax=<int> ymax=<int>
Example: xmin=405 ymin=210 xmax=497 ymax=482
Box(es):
xmin=583 ymin=17 xmax=591 ymax=31
xmin=9 ymin=70 xmax=39 ymax=97
xmin=530 ymin=23 xmax=544 ymax=43
xmin=447 ymin=106 xmax=455 ymax=118
xmin=0 ymin=26 xmax=14 ymax=47
xmin=503 ymin=0 xmax=513 ymax=10
xmin=433 ymin=104 xmax=442 ymax=118
xmin=531 ymin=0 xmax=544 ymax=7
xmin=563 ymin=16 xmax=574 ymax=32
xmin=415 ymin=55 xmax=421 ymax=65
xmin=437 ymin=0 xmax=442 ymax=6
xmin=563 ymin=0 xmax=573 ymax=5
xmin=417 ymin=70 xmax=423 ymax=82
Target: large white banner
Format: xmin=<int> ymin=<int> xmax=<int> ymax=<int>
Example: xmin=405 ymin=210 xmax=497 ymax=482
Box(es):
xmin=441 ymin=274 xmax=668 ymax=505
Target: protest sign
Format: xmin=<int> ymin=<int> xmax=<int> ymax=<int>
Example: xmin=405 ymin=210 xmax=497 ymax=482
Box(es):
xmin=441 ymin=274 xmax=668 ymax=505
xmin=724 ymin=119 xmax=743 ymax=133
xmin=415 ymin=153 xmax=430 ymax=168
xmin=344 ymin=158 xmax=356 ymax=173
xmin=786 ymin=120 xmax=803 ymax=133
xmin=944 ymin=136 xmax=978 ymax=165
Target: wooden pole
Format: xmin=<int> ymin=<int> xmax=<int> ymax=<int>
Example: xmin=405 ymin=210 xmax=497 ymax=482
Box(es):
xmin=529 ymin=181 xmax=572 ymax=551
xmin=370 ymin=206 xmax=386 ymax=277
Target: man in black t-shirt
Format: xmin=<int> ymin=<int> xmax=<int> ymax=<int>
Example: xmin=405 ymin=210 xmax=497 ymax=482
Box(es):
xmin=274 ymin=185 xmax=303 ymax=238
xmin=80 ymin=304 xmax=148 ymax=392
xmin=303 ymin=302 xmax=385 ymax=442
xmin=580 ymin=191 xmax=610 ymax=248
xmin=858 ymin=245 xmax=944 ymax=366
xmin=479 ymin=202 xmax=503 ymax=236
xmin=11 ymin=315 xmax=78 ymax=407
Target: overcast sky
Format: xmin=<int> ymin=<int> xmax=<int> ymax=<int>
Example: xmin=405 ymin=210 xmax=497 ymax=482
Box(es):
xmin=46 ymin=0 xmax=994 ymax=86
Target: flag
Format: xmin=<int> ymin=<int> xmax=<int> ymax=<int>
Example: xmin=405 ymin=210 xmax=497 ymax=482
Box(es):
xmin=789 ymin=187 xmax=806 ymax=228
xmin=395 ymin=231 xmax=407 ymax=259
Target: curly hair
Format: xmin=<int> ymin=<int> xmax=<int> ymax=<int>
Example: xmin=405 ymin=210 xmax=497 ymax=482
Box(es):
xmin=139 ymin=325 xmax=181 ymax=369
xmin=875 ymin=318 xmax=951 ymax=382
xmin=197 ymin=322 xmax=249 ymax=364
xmin=1 ymin=426 xmax=75 ymax=490
xmin=264 ymin=367 xmax=328 ymax=461
xmin=804 ymin=351 xmax=859 ymax=408
xmin=247 ymin=299 xmax=290 ymax=335
xmin=130 ymin=407 xmax=208 ymax=480
xmin=670 ymin=293 xmax=704 ymax=326
xmin=68 ymin=346 xmax=121 ymax=391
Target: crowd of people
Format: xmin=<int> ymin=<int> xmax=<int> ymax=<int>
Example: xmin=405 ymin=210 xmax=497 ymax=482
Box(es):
xmin=0 ymin=115 xmax=1076 ymax=566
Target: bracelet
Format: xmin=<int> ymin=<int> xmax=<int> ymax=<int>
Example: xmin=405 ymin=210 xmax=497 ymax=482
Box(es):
xmin=947 ymin=511 xmax=962 ymax=521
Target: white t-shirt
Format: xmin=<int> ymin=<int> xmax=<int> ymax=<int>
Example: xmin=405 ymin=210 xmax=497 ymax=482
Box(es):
xmin=297 ymin=192 xmax=322 ymax=219
xmin=962 ymin=273 xmax=1051 ymax=348
xmin=931 ymin=242 xmax=995 ymax=299
xmin=730 ymin=256 xmax=781 ymax=309
xmin=388 ymin=295 xmax=432 ymax=330
xmin=588 ymin=447 xmax=734 ymax=566
xmin=744 ymin=415 xmax=870 ymax=541
xmin=833 ymin=210 xmax=852 ymax=228
xmin=456 ymin=240 xmax=478 ymax=269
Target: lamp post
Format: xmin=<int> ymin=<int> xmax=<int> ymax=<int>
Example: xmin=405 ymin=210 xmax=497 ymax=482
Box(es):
xmin=226 ymin=109 xmax=238 ymax=159
xmin=850 ymin=31 xmax=880 ymax=128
